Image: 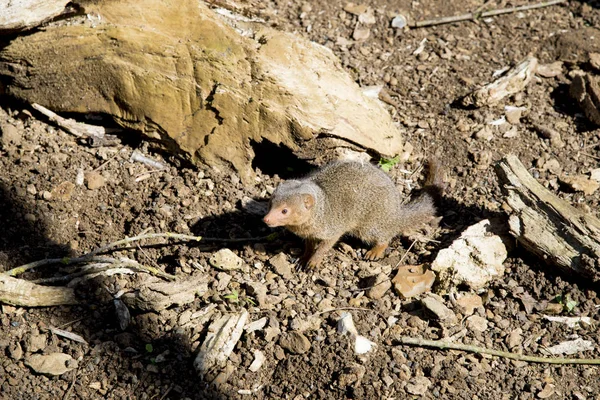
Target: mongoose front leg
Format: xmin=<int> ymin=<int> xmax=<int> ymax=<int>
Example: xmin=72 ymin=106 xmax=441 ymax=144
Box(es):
xmin=299 ymin=238 xmax=317 ymax=266
xmin=365 ymin=243 xmax=388 ymax=260
xmin=305 ymin=237 xmax=339 ymax=270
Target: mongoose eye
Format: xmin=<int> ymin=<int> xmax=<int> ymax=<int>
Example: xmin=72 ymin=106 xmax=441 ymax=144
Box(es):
xmin=281 ymin=208 xmax=288 ymax=215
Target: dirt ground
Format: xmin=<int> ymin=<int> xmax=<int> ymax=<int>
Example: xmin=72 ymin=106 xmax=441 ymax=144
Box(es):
xmin=2 ymin=0 xmax=600 ymax=399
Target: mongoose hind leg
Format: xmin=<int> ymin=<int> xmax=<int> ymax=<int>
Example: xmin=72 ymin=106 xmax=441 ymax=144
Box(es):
xmin=365 ymin=243 xmax=388 ymax=260
xmin=305 ymin=237 xmax=340 ymax=270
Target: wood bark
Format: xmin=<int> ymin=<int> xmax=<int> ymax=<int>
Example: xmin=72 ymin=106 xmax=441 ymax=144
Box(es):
xmin=495 ymin=155 xmax=600 ymax=281
xmin=0 ymin=274 xmax=79 ymax=307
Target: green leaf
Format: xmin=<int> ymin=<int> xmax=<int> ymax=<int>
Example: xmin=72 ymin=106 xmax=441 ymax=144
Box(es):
xmin=378 ymin=156 xmax=400 ymax=172
xmin=145 ymin=343 xmax=153 ymax=353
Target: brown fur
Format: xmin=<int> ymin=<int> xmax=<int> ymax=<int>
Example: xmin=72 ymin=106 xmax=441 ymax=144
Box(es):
xmin=263 ymin=159 xmax=444 ymax=269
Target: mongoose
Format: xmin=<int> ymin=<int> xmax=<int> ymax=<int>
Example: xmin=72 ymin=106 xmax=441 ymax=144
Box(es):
xmin=263 ymin=159 xmax=444 ymax=269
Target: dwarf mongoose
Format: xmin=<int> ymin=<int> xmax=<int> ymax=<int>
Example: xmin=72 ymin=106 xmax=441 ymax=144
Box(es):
xmin=263 ymin=159 xmax=444 ymax=269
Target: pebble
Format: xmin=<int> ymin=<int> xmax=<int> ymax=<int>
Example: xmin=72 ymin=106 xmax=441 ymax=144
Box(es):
xmin=474 ymin=126 xmax=494 ymax=141
xmin=465 ymin=315 xmax=488 ymax=333
xmin=245 ymin=317 xmax=268 ymax=334
xmin=338 ymin=363 xmax=366 ymax=387
xmin=507 ymin=327 xmax=523 ymax=349
xmin=26 ymin=184 xmax=37 ymax=195
xmin=505 ymin=108 xmax=522 ymax=124
xmin=366 ymin=273 xmax=391 ymax=300
xmin=560 ymin=175 xmax=599 ymax=195
xmin=455 ymin=294 xmax=483 ymax=315
xmin=209 ymin=249 xmax=243 ymax=271
xmin=24 ymin=332 xmax=47 ymax=353
xmin=278 ymin=332 xmax=311 ymax=354
xmin=249 ymin=350 xmax=265 ymax=372
xmin=421 ymin=294 xmax=457 ymax=324
xmin=0 ymin=123 xmax=21 ymax=147
xmin=8 ymin=342 xmax=23 ymax=360
xmin=25 ymin=353 xmax=78 ymax=376
xmin=51 ymin=181 xmax=75 ymax=202
xmin=85 ymin=171 xmax=106 ymax=190
xmin=269 ymin=253 xmax=293 ymax=280
xmin=246 ymin=282 xmax=268 ymax=307
xmin=542 ymin=158 xmax=561 ymax=175
xmin=405 ymin=376 xmax=432 ymax=396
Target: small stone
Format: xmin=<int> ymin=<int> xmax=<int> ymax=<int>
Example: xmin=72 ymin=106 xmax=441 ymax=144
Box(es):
xmin=51 ymin=181 xmax=75 ymax=201
xmin=417 ymin=120 xmax=430 ymax=129
xmin=24 ymin=213 xmax=37 ymax=223
xmin=503 ymin=126 xmax=519 ymax=138
xmin=466 ymin=315 xmax=488 ymax=333
xmin=8 ymin=342 xmax=23 ymax=360
xmin=505 ymin=108 xmax=522 ymax=124
xmin=358 ymin=10 xmax=376 ymax=25
xmin=536 ymin=61 xmax=563 ymax=78
xmin=0 ymin=123 xmax=21 ymax=147
xmin=455 ymin=294 xmax=483 ymax=315
xmin=25 ymin=353 xmax=78 ymax=376
xmin=209 ymin=249 xmax=243 ymax=271
xmin=85 ymin=171 xmax=106 ymax=190
xmin=352 ymin=26 xmax=370 ymax=41
xmin=537 ymin=383 xmax=556 ymax=399
xmin=474 ymin=126 xmax=494 ymax=141
xmin=245 ymin=317 xmax=268 ymax=333
xmin=560 ymin=175 xmax=600 ymax=195
xmin=246 ymin=282 xmax=268 ymax=307
xmin=269 ymin=253 xmax=293 ymax=279
xmin=405 ymin=376 xmax=432 ymax=396
xmin=338 ymin=363 xmax=366 ymax=387
xmin=146 ymin=364 xmax=159 ymax=373
xmin=590 ymin=168 xmax=600 ymax=182
xmin=366 ymin=273 xmax=391 ymax=299
xmin=300 ymin=3 xmax=312 ymax=13
xmin=41 ymin=191 xmax=53 ymax=200
xmin=542 ymin=158 xmax=561 ymax=175
xmin=391 ymin=15 xmax=407 ymax=29
xmin=278 ymin=332 xmax=311 ymax=354
xmin=248 ymin=350 xmax=265 ymax=372
xmin=26 ymin=184 xmax=37 ymax=195
xmin=507 ymin=327 xmax=523 ymax=349
xmin=392 ymin=265 xmax=435 ymax=298
xmin=25 ymin=332 xmax=47 ymax=353
xmin=343 ymin=3 xmax=369 ymax=15
xmin=421 ymin=294 xmax=457 ymax=324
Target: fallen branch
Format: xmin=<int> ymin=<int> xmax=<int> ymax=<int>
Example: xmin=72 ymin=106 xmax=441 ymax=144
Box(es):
xmin=32 ymin=103 xmax=107 ymax=138
xmin=6 ymin=233 xmax=206 ymax=277
xmin=398 ymin=336 xmax=600 ymax=365
xmin=410 ymin=0 xmax=566 ymax=28
xmin=496 ymin=155 xmax=600 ymax=281
xmin=0 ymin=274 xmax=79 ymax=307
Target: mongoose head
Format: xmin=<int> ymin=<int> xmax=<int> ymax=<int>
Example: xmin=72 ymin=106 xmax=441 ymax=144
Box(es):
xmin=263 ymin=180 xmax=316 ymax=227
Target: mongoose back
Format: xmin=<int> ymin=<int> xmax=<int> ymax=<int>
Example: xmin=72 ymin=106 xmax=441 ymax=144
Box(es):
xmin=263 ymin=159 xmax=444 ymax=269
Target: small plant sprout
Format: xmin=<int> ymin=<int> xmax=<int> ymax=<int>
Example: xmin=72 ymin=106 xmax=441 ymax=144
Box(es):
xmin=378 ymin=155 xmax=400 ymax=172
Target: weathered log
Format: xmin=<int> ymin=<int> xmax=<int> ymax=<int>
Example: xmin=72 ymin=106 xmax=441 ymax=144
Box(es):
xmin=495 ymin=155 xmax=600 ymax=281
xmin=0 ymin=0 xmax=71 ymax=33
xmin=0 ymin=274 xmax=79 ymax=307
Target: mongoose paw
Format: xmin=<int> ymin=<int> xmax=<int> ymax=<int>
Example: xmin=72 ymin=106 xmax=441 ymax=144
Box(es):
xmin=364 ymin=243 xmax=388 ymax=260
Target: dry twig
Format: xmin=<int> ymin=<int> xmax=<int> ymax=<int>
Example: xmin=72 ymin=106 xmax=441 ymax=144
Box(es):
xmin=410 ymin=0 xmax=566 ymax=28
xmin=398 ymin=336 xmax=600 ymax=365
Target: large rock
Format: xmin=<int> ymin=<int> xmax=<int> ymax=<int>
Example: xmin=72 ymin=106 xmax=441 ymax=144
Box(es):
xmin=0 ymin=0 xmax=403 ymax=183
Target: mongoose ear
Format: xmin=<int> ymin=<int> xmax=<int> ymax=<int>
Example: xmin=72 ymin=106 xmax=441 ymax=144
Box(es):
xmin=302 ymin=194 xmax=315 ymax=209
